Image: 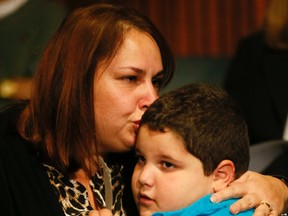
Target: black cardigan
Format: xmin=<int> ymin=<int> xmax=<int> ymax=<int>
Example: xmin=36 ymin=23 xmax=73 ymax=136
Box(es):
xmin=224 ymin=31 xmax=288 ymax=145
xmin=0 ymin=104 xmax=65 ymax=216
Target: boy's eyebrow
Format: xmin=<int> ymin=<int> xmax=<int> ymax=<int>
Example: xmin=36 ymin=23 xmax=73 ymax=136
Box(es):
xmin=159 ymin=154 xmax=177 ymax=161
xmin=134 ymin=145 xmax=182 ymax=162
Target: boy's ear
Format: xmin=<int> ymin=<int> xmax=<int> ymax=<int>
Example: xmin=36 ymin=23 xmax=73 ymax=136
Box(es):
xmin=212 ymin=160 xmax=235 ymax=192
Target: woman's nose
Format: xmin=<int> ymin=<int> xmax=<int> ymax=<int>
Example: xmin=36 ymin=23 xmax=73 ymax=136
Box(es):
xmin=138 ymin=83 xmax=158 ymax=110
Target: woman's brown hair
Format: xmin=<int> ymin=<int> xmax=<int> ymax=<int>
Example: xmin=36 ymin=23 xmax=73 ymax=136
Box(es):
xmin=18 ymin=3 xmax=174 ymax=175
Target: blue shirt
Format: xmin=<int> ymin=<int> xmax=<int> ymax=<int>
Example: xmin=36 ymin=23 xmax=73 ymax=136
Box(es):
xmin=152 ymin=194 xmax=254 ymax=216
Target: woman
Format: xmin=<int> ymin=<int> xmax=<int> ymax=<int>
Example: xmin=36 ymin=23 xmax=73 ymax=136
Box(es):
xmin=0 ymin=3 xmax=287 ymax=216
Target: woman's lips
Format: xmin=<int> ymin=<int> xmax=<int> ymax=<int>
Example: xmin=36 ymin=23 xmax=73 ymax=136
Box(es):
xmin=133 ymin=120 xmax=140 ymax=133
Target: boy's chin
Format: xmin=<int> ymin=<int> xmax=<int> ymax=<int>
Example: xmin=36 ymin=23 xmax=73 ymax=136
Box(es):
xmin=137 ymin=207 xmax=157 ymax=216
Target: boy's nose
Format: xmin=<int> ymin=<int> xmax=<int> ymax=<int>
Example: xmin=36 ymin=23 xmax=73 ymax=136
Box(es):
xmin=138 ymin=164 xmax=154 ymax=187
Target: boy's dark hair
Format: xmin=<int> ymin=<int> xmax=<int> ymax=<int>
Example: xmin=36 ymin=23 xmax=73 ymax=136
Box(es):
xmin=140 ymin=83 xmax=249 ymax=178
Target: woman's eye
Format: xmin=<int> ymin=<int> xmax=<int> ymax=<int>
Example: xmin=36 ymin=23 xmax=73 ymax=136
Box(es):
xmin=152 ymin=77 xmax=163 ymax=88
xmin=124 ymin=76 xmax=137 ymax=82
xmin=152 ymin=72 xmax=164 ymax=88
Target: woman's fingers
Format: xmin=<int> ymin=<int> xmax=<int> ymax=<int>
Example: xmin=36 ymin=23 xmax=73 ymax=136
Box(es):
xmin=211 ymin=171 xmax=287 ymax=215
xmin=253 ymin=202 xmax=275 ymax=216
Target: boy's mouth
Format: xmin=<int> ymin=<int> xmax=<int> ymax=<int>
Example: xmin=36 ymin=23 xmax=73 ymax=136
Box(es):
xmin=138 ymin=192 xmax=154 ymax=205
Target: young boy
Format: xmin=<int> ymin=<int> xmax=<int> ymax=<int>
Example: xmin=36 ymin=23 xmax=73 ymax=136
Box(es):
xmin=131 ymin=83 xmax=254 ymax=216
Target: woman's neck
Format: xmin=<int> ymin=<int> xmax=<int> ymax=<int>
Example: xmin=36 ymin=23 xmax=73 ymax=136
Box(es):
xmin=72 ymin=169 xmax=98 ymax=210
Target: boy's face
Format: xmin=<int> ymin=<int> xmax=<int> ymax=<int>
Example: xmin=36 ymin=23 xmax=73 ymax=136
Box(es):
xmin=132 ymin=125 xmax=214 ymax=216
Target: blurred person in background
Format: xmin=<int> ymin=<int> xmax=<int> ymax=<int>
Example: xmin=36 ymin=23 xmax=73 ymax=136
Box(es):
xmin=224 ymin=0 xmax=288 ymax=176
xmin=224 ymin=0 xmax=288 ymax=145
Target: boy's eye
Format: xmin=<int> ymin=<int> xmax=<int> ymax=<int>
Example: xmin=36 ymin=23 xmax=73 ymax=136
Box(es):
xmin=162 ymin=161 xmax=174 ymax=169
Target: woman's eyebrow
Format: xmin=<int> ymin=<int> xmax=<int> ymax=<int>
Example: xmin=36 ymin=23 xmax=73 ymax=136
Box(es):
xmin=119 ymin=66 xmax=164 ymax=77
xmin=119 ymin=66 xmax=144 ymax=74
xmin=154 ymin=71 xmax=164 ymax=78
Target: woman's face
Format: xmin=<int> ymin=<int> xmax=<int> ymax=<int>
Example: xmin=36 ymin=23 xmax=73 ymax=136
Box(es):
xmin=93 ymin=29 xmax=164 ymax=153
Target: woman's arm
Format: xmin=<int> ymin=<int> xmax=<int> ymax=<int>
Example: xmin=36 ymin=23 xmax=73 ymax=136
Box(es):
xmin=211 ymin=171 xmax=288 ymax=216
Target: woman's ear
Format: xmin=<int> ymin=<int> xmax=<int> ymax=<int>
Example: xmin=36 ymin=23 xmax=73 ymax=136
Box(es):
xmin=212 ymin=160 xmax=235 ymax=192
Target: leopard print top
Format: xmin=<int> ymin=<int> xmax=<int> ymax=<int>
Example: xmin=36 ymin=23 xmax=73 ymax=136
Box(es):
xmin=43 ymin=160 xmax=126 ymax=216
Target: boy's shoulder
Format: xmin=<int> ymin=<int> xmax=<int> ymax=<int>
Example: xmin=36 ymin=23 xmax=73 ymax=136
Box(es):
xmin=152 ymin=194 xmax=254 ymax=216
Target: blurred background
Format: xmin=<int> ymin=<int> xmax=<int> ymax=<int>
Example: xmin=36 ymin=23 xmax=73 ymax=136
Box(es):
xmin=0 ymin=0 xmax=268 ymax=98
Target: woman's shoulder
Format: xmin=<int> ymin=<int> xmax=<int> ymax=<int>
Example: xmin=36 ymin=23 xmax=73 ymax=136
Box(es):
xmin=0 ymin=101 xmax=26 ymax=123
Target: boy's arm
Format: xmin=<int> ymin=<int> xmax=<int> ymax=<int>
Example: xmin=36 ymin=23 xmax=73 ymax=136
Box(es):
xmin=210 ymin=171 xmax=288 ymax=216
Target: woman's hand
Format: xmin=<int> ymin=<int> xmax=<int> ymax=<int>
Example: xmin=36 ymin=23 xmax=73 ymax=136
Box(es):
xmin=210 ymin=171 xmax=288 ymax=216
xmin=89 ymin=208 xmax=113 ymax=216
